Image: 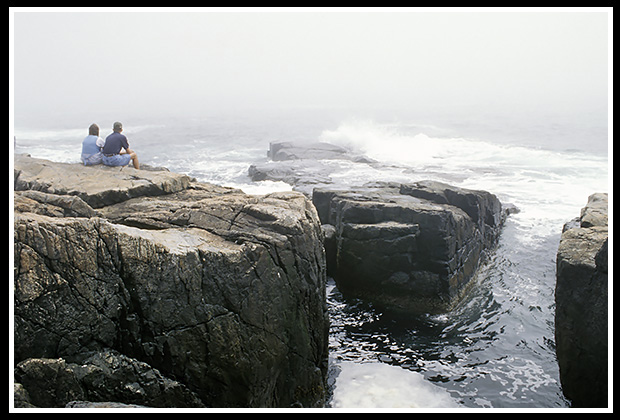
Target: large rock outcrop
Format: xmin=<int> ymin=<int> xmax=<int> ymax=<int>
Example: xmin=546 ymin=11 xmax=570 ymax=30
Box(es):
xmin=313 ymin=180 xmax=508 ymax=314
xmin=13 ymin=154 xmax=329 ymax=408
xmin=555 ymin=193 xmax=608 ymax=407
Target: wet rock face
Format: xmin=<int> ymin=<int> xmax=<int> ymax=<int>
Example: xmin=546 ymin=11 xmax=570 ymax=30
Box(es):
xmin=13 ymin=155 xmax=329 ymax=408
xmin=14 ymin=350 xmax=205 ymax=408
xmin=313 ymin=180 xmax=507 ymax=314
xmin=555 ymin=193 xmax=608 ymax=408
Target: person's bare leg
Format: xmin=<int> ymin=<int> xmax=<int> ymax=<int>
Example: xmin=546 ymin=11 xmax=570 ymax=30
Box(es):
xmin=130 ymin=152 xmax=140 ymax=169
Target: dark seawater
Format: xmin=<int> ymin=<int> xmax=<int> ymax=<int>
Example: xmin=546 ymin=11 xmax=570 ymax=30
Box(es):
xmin=327 ymin=224 xmax=568 ymax=408
xmin=13 ymin=109 xmax=609 ymax=408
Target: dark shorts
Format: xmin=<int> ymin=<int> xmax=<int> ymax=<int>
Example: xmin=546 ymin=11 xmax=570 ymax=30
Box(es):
xmin=102 ymin=154 xmax=132 ymax=167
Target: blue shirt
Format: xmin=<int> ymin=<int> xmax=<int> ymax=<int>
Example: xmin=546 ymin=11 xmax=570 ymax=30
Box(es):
xmin=81 ymin=135 xmax=104 ymax=156
xmin=103 ymin=132 xmax=130 ymax=155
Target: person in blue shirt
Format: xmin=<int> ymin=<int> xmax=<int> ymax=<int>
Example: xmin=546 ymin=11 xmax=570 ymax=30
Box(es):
xmin=81 ymin=123 xmax=105 ymax=165
xmin=102 ymin=121 xmax=140 ymax=169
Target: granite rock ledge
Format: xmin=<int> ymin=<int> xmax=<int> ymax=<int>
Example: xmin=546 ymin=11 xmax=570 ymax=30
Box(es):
xmin=13 ymin=154 xmax=329 ymax=408
xmin=313 ymin=180 xmax=510 ymax=314
xmin=555 ymin=192 xmax=608 ymax=407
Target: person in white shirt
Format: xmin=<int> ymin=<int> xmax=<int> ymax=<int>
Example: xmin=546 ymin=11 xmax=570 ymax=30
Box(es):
xmin=81 ymin=123 xmax=106 ymax=165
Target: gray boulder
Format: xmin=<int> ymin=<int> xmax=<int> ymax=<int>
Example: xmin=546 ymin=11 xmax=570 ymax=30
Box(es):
xmin=555 ymin=193 xmax=608 ymax=407
xmin=313 ymin=180 xmax=507 ymax=314
xmin=13 ymin=155 xmax=328 ymax=408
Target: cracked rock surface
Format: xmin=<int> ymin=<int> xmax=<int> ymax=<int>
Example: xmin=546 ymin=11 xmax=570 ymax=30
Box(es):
xmin=13 ymin=155 xmax=328 ymax=408
xmin=313 ymin=181 xmax=508 ymax=314
xmin=555 ymin=193 xmax=608 ymax=407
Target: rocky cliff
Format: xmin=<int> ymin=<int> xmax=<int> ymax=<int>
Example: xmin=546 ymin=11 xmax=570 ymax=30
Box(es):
xmin=314 ymin=181 xmax=508 ymax=314
xmin=13 ymin=154 xmax=329 ymax=408
xmin=555 ymin=192 xmax=608 ymax=407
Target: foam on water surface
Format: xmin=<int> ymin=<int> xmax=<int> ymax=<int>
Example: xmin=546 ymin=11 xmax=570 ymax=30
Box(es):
xmin=330 ymin=361 xmax=460 ymax=409
xmin=319 ymin=119 xmax=608 ymax=247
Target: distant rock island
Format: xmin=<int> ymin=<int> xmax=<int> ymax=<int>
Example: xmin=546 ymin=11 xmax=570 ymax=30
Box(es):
xmin=249 ymin=141 xmax=377 ymax=196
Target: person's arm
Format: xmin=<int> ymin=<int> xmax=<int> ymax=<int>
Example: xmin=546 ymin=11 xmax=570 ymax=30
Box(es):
xmin=119 ymin=136 xmax=130 ymax=154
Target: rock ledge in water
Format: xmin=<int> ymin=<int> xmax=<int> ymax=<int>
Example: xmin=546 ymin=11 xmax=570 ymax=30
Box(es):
xmin=313 ymin=180 xmax=507 ymax=314
xmin=249 ymin=141 xmax=376 ymax=196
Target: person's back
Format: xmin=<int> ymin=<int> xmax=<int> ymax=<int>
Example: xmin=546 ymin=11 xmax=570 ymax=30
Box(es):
xmin=101 ymin=122 xmax=140 ymax=169
xmin=102 ymin=131 xmax=129 ymax=156
xmin=82 ymin=135 xmax=102 ymax=155
xmin=81 ymin=124 xmax=104 ymax=166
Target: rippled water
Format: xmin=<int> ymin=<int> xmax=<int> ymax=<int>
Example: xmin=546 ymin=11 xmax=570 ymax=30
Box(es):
xmin=326 ymin=222 xmax=569 ymax=408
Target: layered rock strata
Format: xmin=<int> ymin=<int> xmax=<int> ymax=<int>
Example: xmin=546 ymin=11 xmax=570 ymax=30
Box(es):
xmin=313 ymin=180 xmax=507 ymax=314
xmin=555 ymin=192 xmax=608 ymax=407
xmin=13 ymin=154 xmax=329 ymax=408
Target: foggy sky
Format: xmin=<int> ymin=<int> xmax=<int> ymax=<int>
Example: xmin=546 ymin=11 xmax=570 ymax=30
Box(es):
xmin=11 ymin=9 xmax=609 ymax=127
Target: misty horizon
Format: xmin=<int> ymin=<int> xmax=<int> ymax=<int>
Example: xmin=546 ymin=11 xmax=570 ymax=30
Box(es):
xmin=11 ymin=9 xmax=609 ymax=132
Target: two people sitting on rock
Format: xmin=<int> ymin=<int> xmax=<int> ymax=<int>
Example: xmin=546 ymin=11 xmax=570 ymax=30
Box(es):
xmin=80 ymin=121 xmax=140 ymax=169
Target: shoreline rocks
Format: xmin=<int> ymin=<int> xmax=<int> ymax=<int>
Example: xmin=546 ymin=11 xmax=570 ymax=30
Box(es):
xmin=13 ymin=154 xmax=329 ymax=408
xmin=248 ymin=141 xmax=511 ymax=314
xmin=14 ymin=154 xmax=191 ymax=209
xmin=313 ymin=180 xmax=508 ymax=314
xmin=555 ymin=193 xmax=608 ymax=407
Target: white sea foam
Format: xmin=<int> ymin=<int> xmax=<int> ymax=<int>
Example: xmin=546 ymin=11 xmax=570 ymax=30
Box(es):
xmin=226 ymin=180 xmax=293 ymax=196
xmin=330 ymin=361 xmax=460 ymax=409
xmin=319 ymin=119 xmax=609 ymax=246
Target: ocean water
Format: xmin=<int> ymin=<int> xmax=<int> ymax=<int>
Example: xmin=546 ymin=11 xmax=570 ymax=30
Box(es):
xmin=12 ymin=110 xmax=609 ymax=409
